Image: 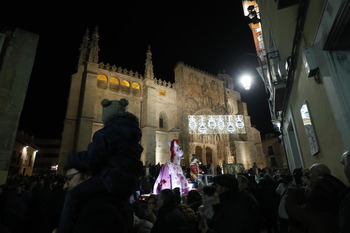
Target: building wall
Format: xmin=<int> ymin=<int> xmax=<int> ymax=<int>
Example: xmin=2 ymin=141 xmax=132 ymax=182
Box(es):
xmin=261 ymin=133 xmax=287 ymax=169
xmin=33 ymin=138 xmax=61 ymax=174
xmin=250 ymin=0 xmax=350 ymax=184
xmin=0 ymin=28 xmax=39 ymax=184
xmin=10 ymin=131 xmax=38 ymax=176
xmin=278 ymin=0 xmax=347 ymax=182
xmin=253 ymin=128 xmax=267 ymax=168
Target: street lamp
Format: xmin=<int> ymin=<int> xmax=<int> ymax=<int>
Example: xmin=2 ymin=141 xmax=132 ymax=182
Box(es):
xmin=236 ymin=52 xmax=285 ymax=135
xmin=240 ymin=74 xmax=252 ymax=90
xmin=235 ymin=53 xmax=267 ymax=92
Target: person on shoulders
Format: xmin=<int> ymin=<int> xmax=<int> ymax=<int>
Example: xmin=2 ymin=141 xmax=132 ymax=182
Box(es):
xmin=55 ymin=98 xmax=143 ymax=233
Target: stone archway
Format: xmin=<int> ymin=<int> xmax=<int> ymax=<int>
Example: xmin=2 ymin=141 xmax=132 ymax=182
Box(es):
xmin=206 ymin=147 xmax=213 ymax=165
xmin=195 ymin=146 xmax=203 ymax=163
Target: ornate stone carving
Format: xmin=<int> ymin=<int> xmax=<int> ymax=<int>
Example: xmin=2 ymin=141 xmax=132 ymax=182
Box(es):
xmin=213 ymin=104 xmax=228 ymax=115
xmin=210 ymin=80 xmax=219 ymax=92
xmin=185 ymin=96 xmax=199 ymax=111
xmin=188 ymin=73 xmax=199 ymax=85
xmin=201 ymin=80 xmax=209 ymax=94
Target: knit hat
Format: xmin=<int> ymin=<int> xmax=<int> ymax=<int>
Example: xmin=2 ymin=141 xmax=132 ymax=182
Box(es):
xmin=101 ymin=98 xmax=129 ymax=124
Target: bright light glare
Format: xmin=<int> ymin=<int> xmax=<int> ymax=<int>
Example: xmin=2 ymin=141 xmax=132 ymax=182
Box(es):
xmin=240 ymin=74 xmax=252 ymax=90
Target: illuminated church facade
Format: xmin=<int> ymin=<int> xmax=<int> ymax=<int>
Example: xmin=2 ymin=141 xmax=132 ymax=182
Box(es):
xmin=58 ymin=27 xmax=266 ymax=174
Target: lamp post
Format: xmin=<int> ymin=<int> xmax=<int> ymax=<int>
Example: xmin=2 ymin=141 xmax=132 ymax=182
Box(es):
xmin=234 ymin=52 xmax=283 ymax=133
xmin=240 ymin=74 xmax=252 ymax=90
xmin=235 ymin=53 xmax=268 ymax=92
xmin=235 ymin=52 xmax=286 ymax=137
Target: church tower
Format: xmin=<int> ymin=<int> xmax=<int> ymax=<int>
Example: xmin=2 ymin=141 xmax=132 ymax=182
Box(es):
xmin=58 ymin=27 xmax=100 ymax=173
xmin=144 ymin=45 xmax=154 ymax=80
xmin=140 ymin=45 xmax=179 ymax=164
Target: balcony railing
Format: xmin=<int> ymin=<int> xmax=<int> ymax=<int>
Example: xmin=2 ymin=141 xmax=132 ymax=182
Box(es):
xmin=264 ymin=50 xmax=288 ymax=119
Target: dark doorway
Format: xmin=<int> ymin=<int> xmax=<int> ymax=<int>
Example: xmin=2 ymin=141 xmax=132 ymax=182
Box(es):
xmin=195 ymin=146 xmax=203 ymax=163
xmin=206 ymin=147 xmax=213 ymax=165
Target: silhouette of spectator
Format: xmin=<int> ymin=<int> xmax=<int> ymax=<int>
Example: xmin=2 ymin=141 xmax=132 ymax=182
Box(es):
xmin=44 ymin=178 xmax=66 ymax=233
xmin=151 ymin=189 xmax=187 ymax=233
xmin=187 ymin=189 xmax=203 ymax=213
xmin=0 ymin=223 xmax=11 ymax=233
xmin=216 ymin=165 xmax=222 ymax=175
xmin=255 ymin=173 xmax=279 ymax=233
xmin=201 ymin=174 xmax=254 ymax=233
xmin=0 ymin=183 xmax=26 ymax=233
xmin=285 ymin=167 xmax=346 ymax=233
xmin=173 ymin=187 xmax=197 ymax=233
xmin=25 ymin=175 xmax=53 ymax=233
xmin=144 ymin=194 xmax=158 ymax=224
xmin=307 ymin=163 xmax=331 ymax=190
xmin=237 ymin=174 xmax=261 ymax=233
xmin=275 ymin=173 xmax=293 ymax=233
xmin=132 ymin=199 xmax=153 ymax=233
xmin=198 ymin=185 xmax=216 ymax=221
xmin=340 ymin=150 xmax=350 ymax=233
xmin=56 ymin=98 xmax=143 ymax=233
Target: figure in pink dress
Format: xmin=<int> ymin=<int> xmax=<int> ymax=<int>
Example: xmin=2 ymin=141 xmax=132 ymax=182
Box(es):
xmin=152 ymin=139 xmax=189 ymax=195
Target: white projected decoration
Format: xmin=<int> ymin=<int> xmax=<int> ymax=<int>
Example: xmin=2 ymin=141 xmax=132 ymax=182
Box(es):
xmin=208 ymin=116 xmax=216 ymax=129
xmin=236 ymin=115 xmax=244 ymax=129
xmin=188 ymin=115 xmax=246 ymax=134
xmin=198 ymin=116 xmax=208 ymax=133
xmin=227 ymin=115 xmax=235 ymax=133
xmin=189 ymin=116 xmax=197 ymax=130
xmin=218 ymin=116 xmax=225 ymax=130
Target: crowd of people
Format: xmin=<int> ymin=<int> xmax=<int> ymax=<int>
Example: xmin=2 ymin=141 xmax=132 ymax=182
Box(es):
xmin=1 ymin=159 xmax=350 ymax=233
xmin=135 ymin=159 xmax=350 ymax=233
xmin=1 ymin=96 xmax=350 ymax=233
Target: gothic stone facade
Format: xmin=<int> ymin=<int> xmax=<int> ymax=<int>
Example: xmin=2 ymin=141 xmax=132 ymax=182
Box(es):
xmin=58 ymin=29 xmax=266 ymax=174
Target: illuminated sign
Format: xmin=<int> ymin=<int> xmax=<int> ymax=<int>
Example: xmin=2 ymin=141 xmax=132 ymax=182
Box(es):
xmin=188 ymin=115 xmax=246 ymax=134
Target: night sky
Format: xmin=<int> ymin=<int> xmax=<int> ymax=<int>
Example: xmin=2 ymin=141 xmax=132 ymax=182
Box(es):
xmin=1 ymin=2 xmax=274 ymax=139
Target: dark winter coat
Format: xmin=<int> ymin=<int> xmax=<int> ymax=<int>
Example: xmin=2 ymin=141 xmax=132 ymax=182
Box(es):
xmin=69 ymin=191 xmax=133 ymax=233
xmin=151 ymin=203 xmax=187 ymax=233
xmin=59 ymin=112 xmax=143 ymax=233
xmin=285 ymin=175 xmax=346 ymax=233
xmin=85 ymin=111 xmax=144 ymax=198
xmin=339 ymin=187 xmax=350 ymax=233
xmin=207 ymin=192 xmax=254 ymax=233
xmin=58 ymin=176 xmax=134 ymax=233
